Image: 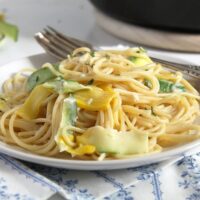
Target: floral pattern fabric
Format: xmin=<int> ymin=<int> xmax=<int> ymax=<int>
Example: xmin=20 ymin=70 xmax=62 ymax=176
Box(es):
xmin=0 ymin=150 xmax=200 ymax=200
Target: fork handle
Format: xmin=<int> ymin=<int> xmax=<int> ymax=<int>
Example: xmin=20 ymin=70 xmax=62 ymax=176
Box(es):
xmin=151 ymin=56 xmax=200 ymax=78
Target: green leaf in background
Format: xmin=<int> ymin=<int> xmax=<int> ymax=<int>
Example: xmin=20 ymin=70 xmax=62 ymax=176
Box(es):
xmin=0 ymin=33 xmax=5 ymax=42
xmin=0 ymin=13 xmax=19 ymax=42
xmin=0 ymin=21 xmax=19 ymax=41
xmin=0 ymin=13 xmax=4 ymax=21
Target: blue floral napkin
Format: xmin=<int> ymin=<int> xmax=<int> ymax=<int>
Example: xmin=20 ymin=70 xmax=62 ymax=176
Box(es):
xmin=0 ymin=147 xmax=200 ymax=200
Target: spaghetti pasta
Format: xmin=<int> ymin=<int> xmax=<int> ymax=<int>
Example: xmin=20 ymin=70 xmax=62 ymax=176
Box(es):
xmin=0 ymin=47 xmax=200 ymax=160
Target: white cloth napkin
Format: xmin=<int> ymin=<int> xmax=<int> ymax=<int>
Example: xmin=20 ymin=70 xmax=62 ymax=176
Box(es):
xmin=1 ymin=146 xmax=200 ymax=200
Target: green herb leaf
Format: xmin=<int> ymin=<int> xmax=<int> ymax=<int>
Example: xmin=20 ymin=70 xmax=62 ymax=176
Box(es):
xmin=128 ymin=56 xmax=136 ymax=62
xmin=172 ymin=84 xmax=186 ymax=92
xmin=90 ymin=51 xmax=95 ymax=57
xmin=159 ymin=79 xmax=173 ymax=93
xmin=159 ymin=79 xmax=185 ymax=93
xmin=0 ymin=33 xmax=5 ymax=42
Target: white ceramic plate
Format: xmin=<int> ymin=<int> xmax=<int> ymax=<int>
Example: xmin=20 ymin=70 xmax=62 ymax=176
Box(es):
xmin=0 ymin=53 xmax=200 ymax=170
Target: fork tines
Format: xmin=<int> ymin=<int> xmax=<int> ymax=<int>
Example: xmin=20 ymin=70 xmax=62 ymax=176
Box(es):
xmin=35 ymin=26 xmax=92 ymax=60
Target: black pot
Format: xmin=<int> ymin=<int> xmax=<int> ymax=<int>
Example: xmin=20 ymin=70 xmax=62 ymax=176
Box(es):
xmin=90 ymin=0 xmax=200 ymax=33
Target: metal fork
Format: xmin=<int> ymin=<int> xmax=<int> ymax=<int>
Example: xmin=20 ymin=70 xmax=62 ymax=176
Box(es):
xmin=35 ymin=26 xmax=200 ymax=79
